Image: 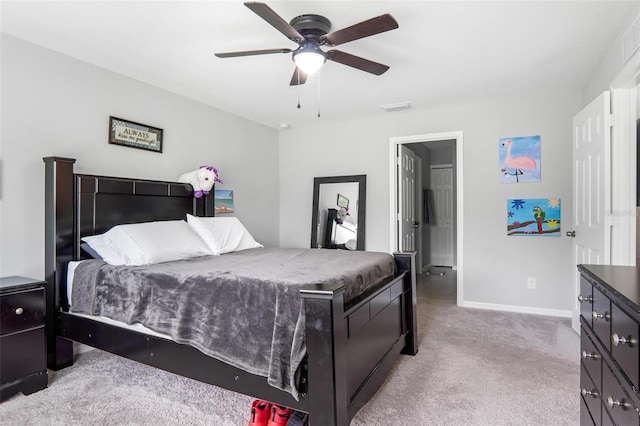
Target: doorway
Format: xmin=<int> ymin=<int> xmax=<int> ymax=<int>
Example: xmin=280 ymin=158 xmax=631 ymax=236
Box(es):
xmin=390 ymin=131 xmax=464 ymax=306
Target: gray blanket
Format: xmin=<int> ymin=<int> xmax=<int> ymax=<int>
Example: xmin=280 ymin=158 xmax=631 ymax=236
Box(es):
xmin=71 ymin=247 xmax=395 ymax=399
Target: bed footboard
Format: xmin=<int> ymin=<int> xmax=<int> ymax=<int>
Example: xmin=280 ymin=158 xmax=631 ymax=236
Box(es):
xmin=301 ymin=252 xmax=416 ymax=425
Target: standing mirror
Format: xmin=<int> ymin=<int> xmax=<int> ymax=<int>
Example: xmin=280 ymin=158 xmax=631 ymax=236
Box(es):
xmin=311 ymin=175 xmax=366 ymax=250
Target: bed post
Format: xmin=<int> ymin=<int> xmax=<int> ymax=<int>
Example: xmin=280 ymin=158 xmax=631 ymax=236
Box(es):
xmin=43 ymin=156 xmax=75 ymax=370
xmin=300 ymin=283 xmax=348 ymax=426
xmin=394 ymin=252 xmax=418 ymax=355
xmin=199 ymin=186 xmax=215 ymax=217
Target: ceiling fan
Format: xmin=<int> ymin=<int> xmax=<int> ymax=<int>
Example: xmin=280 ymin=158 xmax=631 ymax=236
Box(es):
xmin=215 ymin=2 xmax=398 ymax=86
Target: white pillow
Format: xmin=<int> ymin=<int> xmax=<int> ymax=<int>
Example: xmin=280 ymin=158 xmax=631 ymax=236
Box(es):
xmin=186 ymin=214 xmax=263 ymax=255
xmin=82 ymin=220 xmax=212 ymax=266
xmin=81 ymin=234 xmax=127 ymax=265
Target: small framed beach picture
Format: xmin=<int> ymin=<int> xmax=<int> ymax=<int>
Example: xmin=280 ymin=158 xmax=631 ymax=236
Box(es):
xmin=109 ymin=116 xmax=163 ymax=153
xmin=507 ymin=198 xmax=560 ymax=236
xmin=214 ymin=189 xmax=234 ymax=214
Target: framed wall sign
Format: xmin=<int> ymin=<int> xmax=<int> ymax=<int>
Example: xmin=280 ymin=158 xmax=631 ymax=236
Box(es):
xmin=109 ymin=116 xmax=163 ymax=153
xmin=337 ymin=193 xmax=349 ymax=208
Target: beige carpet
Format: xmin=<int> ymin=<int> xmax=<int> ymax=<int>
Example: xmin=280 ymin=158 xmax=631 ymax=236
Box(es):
xmin=2 ymin=270 xmax=579 ymax=425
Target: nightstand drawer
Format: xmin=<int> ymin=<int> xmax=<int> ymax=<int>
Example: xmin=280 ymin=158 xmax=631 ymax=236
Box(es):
xmin=0 ymin=327 xmax=46 ymax=384
xmin=0 ymin=287 xmax=45 ymax=335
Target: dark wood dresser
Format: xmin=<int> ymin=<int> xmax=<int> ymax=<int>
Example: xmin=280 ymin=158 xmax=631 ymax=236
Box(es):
xmin=578 ymin=264 xmax=640 ymax=425
xmin=0 ymin=276 xmax=48 ymax=401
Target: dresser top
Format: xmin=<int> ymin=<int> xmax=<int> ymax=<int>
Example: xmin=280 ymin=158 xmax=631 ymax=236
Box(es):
xmin=0 ymin=276 xmax=45 ymax=293
xmin=579 ymin=264 xmax=640 ymax=313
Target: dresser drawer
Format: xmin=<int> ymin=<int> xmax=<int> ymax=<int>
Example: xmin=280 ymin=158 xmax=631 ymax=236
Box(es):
xmin=581 ymin=393 xmax=595 ymax=426
xmin=581 ymin=326 xmax=602 ymax=388
xmin=0 ymin=327 xmax=46 ymax=384
xmin=610 ymin=303 xmax=639 ymax=391
xmin=0 ymin=287 xmax=45 ymax=335
xmin=602 ymin=360 xmax=640 ymax=426
xmin=592 ymin=287 xmax=611 ymax=350
xmin=581 ymin=362 xmax=601 ymax=424
xmin=601 ymin=409 xmax=615 ymax=426
xmin=579 ymin=276 xmax=594 ymax=326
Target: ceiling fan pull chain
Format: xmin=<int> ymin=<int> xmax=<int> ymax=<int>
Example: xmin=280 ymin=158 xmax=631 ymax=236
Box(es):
xmin=297 ymin=69 xmax=302 ymax=109
xmin=317 ymin=70 xmax=321 ymax=118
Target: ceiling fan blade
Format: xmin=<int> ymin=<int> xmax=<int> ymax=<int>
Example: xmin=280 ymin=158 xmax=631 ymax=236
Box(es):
xmin=322 ymin=14 xmax=398 ymax=46
xmin=289 ymin=67 xmax=308 ymax=86
xmin=215 ymin=48 xmax=292 ymax=58
xmin=326 ymin=50 xmax=390 ymax=75
xmin=244 ymin=2 xmax=305 ymax=43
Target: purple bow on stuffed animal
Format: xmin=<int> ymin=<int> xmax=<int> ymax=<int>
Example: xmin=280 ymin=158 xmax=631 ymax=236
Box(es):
xmin=177 ymin=165 xmax=222 ymax=198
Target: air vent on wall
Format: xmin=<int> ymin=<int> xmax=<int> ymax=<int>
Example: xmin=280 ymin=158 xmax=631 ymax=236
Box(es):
xmin=380 ymin=102 xmax=412 ymax=112
xmin=623 ymin=15 xmax=640 ymax=64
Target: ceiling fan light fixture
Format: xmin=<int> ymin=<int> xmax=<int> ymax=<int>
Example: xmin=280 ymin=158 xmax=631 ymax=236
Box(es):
xmin=293 ymin=42 xmax=326 ymax=75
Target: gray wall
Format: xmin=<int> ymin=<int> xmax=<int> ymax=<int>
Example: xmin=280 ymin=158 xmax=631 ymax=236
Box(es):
xmin=279 ymin=88 xmax=581 ymax=313
xmin=0 ymin=35 xmax=280 ymax=279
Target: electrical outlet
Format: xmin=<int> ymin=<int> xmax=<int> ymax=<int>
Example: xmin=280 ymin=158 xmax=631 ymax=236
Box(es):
xmin=527 ymin=277 xmax=536 ymax=289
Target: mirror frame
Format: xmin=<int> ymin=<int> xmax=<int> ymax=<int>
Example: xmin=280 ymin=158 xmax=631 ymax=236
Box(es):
xmin=310 ymin=175 xmax=366 ymax=250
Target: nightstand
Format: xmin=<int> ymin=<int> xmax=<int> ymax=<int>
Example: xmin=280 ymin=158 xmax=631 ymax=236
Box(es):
xmin=1 ymin=276 xmax=48 ymax=401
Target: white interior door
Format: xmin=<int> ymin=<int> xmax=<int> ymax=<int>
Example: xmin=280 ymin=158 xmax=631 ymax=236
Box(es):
xmin=571 ymin=91 xmax=612 ymax=332
xmin=399 ymin=145 xmax=418 ymax=251
xmin=430 ymin=165 xmax=454 ymax=267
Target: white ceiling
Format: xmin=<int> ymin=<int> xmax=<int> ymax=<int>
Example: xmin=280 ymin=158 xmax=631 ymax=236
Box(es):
xmin=1 ymin=1 xmax=637 ymax=130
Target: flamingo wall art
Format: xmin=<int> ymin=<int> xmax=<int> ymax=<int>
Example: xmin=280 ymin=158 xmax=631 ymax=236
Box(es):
xmin=507 ymin=198 xmax=560 ymax=236
xmin=499 ymin=135 xmax=541 ymax=183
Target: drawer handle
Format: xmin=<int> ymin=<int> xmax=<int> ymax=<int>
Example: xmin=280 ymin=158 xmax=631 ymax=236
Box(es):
xmin=581 ymin=388 xmax=599 ymax=398
xmin=592 ymin=310 xmax=610 ymax=321
xmin=581 ymin=350 xmax=600 ymax=360
xmin=578 ymin=294 xmax=593 ymax=303
xmin=607 ymin=396 xmax=632 ymax=410
xmin=612 ymin=332 xmax=635 ymax=347
xmin=14 ymin=307 xmax=24 ymax=315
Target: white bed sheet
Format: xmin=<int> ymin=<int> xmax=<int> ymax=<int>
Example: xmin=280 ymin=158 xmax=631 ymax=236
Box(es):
xmin=67 ymin=261 xmax=171 ymax=340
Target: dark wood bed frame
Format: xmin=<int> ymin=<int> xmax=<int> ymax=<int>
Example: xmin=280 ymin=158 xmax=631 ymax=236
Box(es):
xmin=43 ymin=156 xmax=418 ymax=425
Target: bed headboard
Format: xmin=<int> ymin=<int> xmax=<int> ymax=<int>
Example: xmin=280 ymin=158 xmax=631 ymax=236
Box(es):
xmin=43 ymin=156 xmax=214 ymax=365
xmin=75 ymin=173 xmax=213 ymax=255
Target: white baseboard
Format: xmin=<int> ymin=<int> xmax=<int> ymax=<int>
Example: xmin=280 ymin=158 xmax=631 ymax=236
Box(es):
xmin=461 ymin=301 xmax=572 ymax=318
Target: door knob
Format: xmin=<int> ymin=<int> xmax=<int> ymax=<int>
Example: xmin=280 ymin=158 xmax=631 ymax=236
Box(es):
xmin=413 ymin=222 xmax=419 ymax=229
xmin=566 ymin=230 xmax=576 ymax=237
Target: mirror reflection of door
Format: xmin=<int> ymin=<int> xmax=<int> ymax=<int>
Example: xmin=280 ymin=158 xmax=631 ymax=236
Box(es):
xmin=318 ymin=183 xmax=359 ymax=248
xmin=310 ymin=175 xmax=366 ymax=250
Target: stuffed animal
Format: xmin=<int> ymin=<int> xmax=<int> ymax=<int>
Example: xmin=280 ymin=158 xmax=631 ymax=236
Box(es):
xmin=178 ymin=165 xmax=222 ymax=198
xmin=335 ymin=206 xmax=350 ymax=225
